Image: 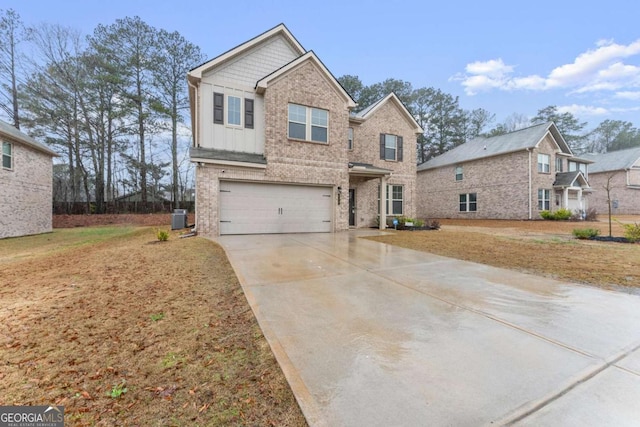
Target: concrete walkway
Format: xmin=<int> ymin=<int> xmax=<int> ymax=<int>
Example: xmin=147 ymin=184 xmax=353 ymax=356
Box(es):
xmin=217 ymin=231 xmax=640 ymax=426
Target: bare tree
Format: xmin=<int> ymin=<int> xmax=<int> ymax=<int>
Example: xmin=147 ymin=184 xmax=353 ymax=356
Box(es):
xmin=0 ymin=8 xmax=25 ymax=128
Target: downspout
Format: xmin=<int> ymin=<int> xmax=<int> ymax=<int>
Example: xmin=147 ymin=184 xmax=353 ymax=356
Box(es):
xmin=187 ymin=78 xmax=199 ymax=233
xmin=527 ymin=148 xmax=532 ymax=219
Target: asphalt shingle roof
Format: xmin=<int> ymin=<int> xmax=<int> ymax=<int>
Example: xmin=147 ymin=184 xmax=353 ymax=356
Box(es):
xmin=581 ymin=146 xmax=640 ymax=173
xmin=417 ymin=122 xmax=570 ymax=171
xmin=0 ymin=120 xmax=57 ymax=156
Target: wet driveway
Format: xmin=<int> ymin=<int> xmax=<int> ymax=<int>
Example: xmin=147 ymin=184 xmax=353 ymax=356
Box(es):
xmin=216 ymin=231 xmax=640 ymax=426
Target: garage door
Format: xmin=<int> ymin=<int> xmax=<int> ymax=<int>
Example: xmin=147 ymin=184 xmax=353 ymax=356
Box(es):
xmin=219 ymin=181 xmax=333 ymax=235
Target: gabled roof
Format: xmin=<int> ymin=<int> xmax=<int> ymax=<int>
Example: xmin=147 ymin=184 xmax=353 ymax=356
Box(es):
xmin=553 ymin=170 xmax=589 ymax=188
xmin=417 ymin=122 xmax=571 ymax=172
xmin=353 ymin=93 xmax=423 ymax=134
xmin=188 ymin=23 xmax=305 ymax=80
xmin=255 ymin=51 xmax=356 ymax=108
xmin=0 ymin=120 xmax=57 ymax=157
xmin=581 ymin=146 xmax=640 ymax=173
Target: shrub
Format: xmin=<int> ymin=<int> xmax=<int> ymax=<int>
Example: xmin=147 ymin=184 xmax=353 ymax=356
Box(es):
xmin=414 ymin=218 xmax=425 ymax=227
xmin=429 ymin=220 xmax=441 ymax=230
xmin=572 ymin=228 xmax=600 ymax=239
xmin=540 ymin=210 xmax=553 ymax=220
xmin=553 ymin=208 xmax=572 ymax=220
xmin=156 ymin=229 xmax=170 ymax=241
xmin=622 ymin=222 xmax=640 ymax=243
xmin=584 ymin=207 xmax=597 ymax=221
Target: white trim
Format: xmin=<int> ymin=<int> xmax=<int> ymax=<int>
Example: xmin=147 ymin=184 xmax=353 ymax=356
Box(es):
xmin=357 ymin=93 xmax=423 ymax=134
xmin=191 ymin=158 xmax=267 ymax=169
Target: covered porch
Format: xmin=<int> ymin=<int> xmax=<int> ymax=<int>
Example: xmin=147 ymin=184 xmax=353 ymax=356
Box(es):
xmin=348 ymin=162 xmax=392 ymax=230
xmin=553 ymin=171 xmax=592 ymax=215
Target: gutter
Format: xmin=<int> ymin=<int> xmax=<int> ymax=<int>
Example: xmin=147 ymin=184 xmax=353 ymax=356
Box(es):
xmin=527 ymin=148 xmax=532 ymax=219
xmin=187 ymin=77 xmax=199 ymax=233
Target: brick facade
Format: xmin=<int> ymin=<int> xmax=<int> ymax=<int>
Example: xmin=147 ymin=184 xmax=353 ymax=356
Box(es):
xmin=1 ymin=141 xmax=53 ymax=238
xmin=587 ymin=171 xmax=640 ymax=215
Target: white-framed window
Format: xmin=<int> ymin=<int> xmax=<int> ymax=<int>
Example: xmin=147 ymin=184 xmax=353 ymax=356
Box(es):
xmin=568 ymin=161 xmax=588 ymax=177
xmin=538 ymin=189 xmax=551 ymax=210
xmin=538 ymin=153 xmax=550 ymax=173
xmin=288 ymin=103 xmax=329 ymax=143
xmin=459 ymin=193 xmax=477 ymax=212
xmin=378 ymin=184 xmax=404 ymax=216
xmin=348 ymin=127 xmax=353 ymax=150
xmin=385 ymin=134 xmax=397 ymax=161
xmin=455 ymin=166 xmax=463 ymax=181
xmin=555 ymin=157 xmax=563 ymax=172
xmin=227 ymin=95 xmax=241 ymax=126
xmin=2 ymin=142 xmax=12 ymax=170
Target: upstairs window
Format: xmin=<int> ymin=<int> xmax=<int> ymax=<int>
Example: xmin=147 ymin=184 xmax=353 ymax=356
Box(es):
xmin=2 ymin=142 xmax=12 ymax=170
xmin=555 ymin=157 xmax=563 ymax=172
xmin=288 ymin=104 xmax=328 ymax=143
xmin=348 ymin=127 xmax=353 ymax=150
xmin=569 ymin=161 xmax=588 ymax=177
xmin=227 ymin=96 xmax=241 ymax=126
xmin=538 ymin=153 xmax=550 ymax=173
xmin=459 ymin=193 xmax=477 ymax=212
xmin=455 ymin=166 xmax=463 ymax=181
xmin=380 ymin=134 xmax=403 ymax=161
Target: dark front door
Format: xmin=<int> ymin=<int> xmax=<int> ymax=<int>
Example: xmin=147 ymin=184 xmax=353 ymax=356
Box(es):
xmin=349 ymin=189 xmax=356 ymax=226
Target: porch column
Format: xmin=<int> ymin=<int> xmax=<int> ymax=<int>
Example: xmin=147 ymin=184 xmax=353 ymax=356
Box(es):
xmin=563 ymin=188 xmax=569 ymax=209
xmin=578 ymin=188 xmax=583 ymax=212
xmin=379 ymin=176 xmax=388 ymax=230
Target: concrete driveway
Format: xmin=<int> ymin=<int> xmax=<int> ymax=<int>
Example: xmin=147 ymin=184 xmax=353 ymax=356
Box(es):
xmin=217 ymin=231 xmax=640 ymax=426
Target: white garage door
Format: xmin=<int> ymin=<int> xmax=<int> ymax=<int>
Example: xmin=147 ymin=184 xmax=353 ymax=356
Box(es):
xmin=219 ymin=181 xmax=333 ymax=235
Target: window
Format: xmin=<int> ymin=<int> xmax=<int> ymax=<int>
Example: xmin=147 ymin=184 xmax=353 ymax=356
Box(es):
xmin=227 ymin=96 xmax=241 ymax=126
xmin=380 ymin=134 xmax=403 ymax=161
xmin=213 ymin=92 xmax=224 ymax=124
xmin=288 ymin=103 xmax=329 ymax=143
xmin=455 ymin=166 xmax=463 ymax=181
xmin=377 ymin=184 xmax=404 ymax=215
xmin=538 ymin=189 xmax=550 ymax=210
xmin=538 ymin=154 xmax=550 ymax=173
xmin=459 ymin=193 xmax=477 ymax=212
xmin=569 ymin=161 xmax=588 ymax=177
xmin=348 ymin=127 xmax=353 ymax=150
xmin=555 ymin=157 xmax=563 ymax=172
xmin=2 ymin=142 xmax=12 ymax=170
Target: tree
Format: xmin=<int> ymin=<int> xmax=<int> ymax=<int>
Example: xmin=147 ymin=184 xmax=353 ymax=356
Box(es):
xmin=462 ymin=108 xmax=495 ymax=141
xmin=531 ymin=105 xmax=587 ymax=152
xmin=416 ymin=88 xmax=465 ymax=161
xmin=337 ymin=74 xmax=364 ymax=104
xmin=151 ymin=29 xmax=204 ymax=209
xmin=486 ymin=113 xmax=530 ymax=137
xmin=0 ymin=8 xmax=25 ymax=128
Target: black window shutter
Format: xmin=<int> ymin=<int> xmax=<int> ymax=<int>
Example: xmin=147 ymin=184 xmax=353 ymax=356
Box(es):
xmin=213 ymin=92 xmax=224 ymax=124
xmin=244 ymin=98 xmax=254 ymax=129
xmin=380 ymin=134 xmax=385 ymax=160
xmin=397 ymin=136 xmax=403 ymax=161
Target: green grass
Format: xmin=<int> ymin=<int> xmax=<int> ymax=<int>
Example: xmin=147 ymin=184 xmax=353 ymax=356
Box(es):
xmin=0 ymin=226 xmax=138 ymax=260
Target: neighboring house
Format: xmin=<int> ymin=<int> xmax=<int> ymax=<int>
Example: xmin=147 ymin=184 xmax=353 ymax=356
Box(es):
xmin=0 ymin=120 xmax=57 ymax=239
xmin=416 ymin=122 xmax=592 ymax=220
xmin=187 ymin=24 xmax=422 ymax=237
xmin=582 ymin=147 xmax=640 ymax=215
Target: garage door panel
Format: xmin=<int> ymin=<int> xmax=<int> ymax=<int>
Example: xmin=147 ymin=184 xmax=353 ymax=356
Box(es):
xmin=219 ymin=181 xmax=332 ymax=235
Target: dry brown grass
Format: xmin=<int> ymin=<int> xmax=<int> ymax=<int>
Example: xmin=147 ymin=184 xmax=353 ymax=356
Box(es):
xmin=0 ymin=227 xmax=306 ymax=426
xmin=367 ymin=217 xmax=640 ymax=291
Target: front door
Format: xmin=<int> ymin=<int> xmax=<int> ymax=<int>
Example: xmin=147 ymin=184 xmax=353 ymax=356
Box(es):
xmin=349 ymin=189 xmax=356 ymax=226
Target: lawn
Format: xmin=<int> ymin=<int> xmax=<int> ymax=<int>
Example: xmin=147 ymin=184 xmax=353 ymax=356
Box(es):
xmin=0 ymin=226 xmax=306 ymax=426
xmin=367 ymin=217 xmax=640 ymax=291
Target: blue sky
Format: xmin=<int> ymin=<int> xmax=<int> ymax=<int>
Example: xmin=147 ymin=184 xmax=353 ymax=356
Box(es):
xmin=6 ymin=0 xmax=640 ymax=130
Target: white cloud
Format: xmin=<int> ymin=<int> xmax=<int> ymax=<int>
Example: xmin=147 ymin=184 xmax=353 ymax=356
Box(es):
xmin=454 ymin=39 xmax=640 ymax=96
xmin=557 ymin=104 xmax=609 ymax=116
xmin=615 ymin=91 xmax=640 ymax=100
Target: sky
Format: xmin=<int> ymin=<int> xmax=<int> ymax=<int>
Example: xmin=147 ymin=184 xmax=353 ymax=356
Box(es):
xmin=5 ymin=0 xmax=640 ymax=131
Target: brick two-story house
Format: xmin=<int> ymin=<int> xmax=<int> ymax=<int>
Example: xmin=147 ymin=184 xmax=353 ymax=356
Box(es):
xmin=188 ymin=24 xmax=421 ymax=237
xmin=582 ymin=147 xmax=640 ymax=215
xmin=1 ymin=120 xmax=57 ymax=239
xmin=416 ymin=122 xmax=592 ymax=220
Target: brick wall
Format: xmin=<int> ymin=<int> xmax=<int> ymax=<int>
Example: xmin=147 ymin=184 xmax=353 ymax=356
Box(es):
xmin=0 ymin=142 xmax=53 ymax=238
xmin=349 ymin=100 xmax=418 ymax=226
xmin=587 ymin=171 xmax=640 ymax=215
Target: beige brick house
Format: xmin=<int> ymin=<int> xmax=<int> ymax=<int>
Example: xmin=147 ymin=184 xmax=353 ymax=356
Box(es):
xmin=188 ymin=24 xmax=421 ymax=237
xmin=582 ymin=147 xmax=640 ymax=215
xmin=1 ymin=120 xmax=57 ymax=239
xmin=416 ymin=122 xmax=592 ymax=220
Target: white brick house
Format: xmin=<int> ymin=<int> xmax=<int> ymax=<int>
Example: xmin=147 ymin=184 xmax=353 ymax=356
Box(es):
xmin=0 ymin=120 xmax=57 ymax=239
xmin=582 ymin=147 xmax=640 ymax=215
xmin=416 ymin=122 xmax=592 ymax=220
xmin=188 ymin=24 xmax=422 ymax=237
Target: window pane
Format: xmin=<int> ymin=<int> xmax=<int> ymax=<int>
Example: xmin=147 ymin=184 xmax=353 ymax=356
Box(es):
xmin=385 ymin=147 xmax=396 ymax=160
xmin=311 ymin=108 xmax=327 ymax=126
xmin=469 ymin=193 xmax=477 ymax=202
xmin=385 ymin=134 xmax=396 ymax=149
xmin=455 ymin=166 xmax=463 ymax=181
xmin=2 ymin=154 xmax=10 ymax=169
xmin=311 ymin=126 xmax=327 ymax=142
xmin=289 ymin=122 xmax=306 ymax=139
xmin=2 ymin=142 xmax=10 ymax=155
xmin=348 ymin=127 xmax=353 ymax=150
xmin=288 ymin=104 xmax=306 ymax=123
xmin=228 ymin=96 xmax=241 ymax=125
xmin=392 ymin=200 xmax=403 ymax=215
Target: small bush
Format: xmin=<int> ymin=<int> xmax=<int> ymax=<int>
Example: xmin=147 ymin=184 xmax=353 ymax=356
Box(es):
xmin=156 ymin=229 xmax=170 ymax=241
xmin=584 ymin=207 xmax=597 ymax=221
xmin=622 ymin=222 xmax=640 ymax=243
xmin=572 ymin=228 xmax=600 ymax=239
xmin=540 ymin=210 xmax=553 ymax=220
xmin=414 ymin=218 xmax=425 ymax=227
xmin=429 ymin=220 xmax=441 ymax=230
xmin=540 ymin=208 xmax=572 ymax=220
